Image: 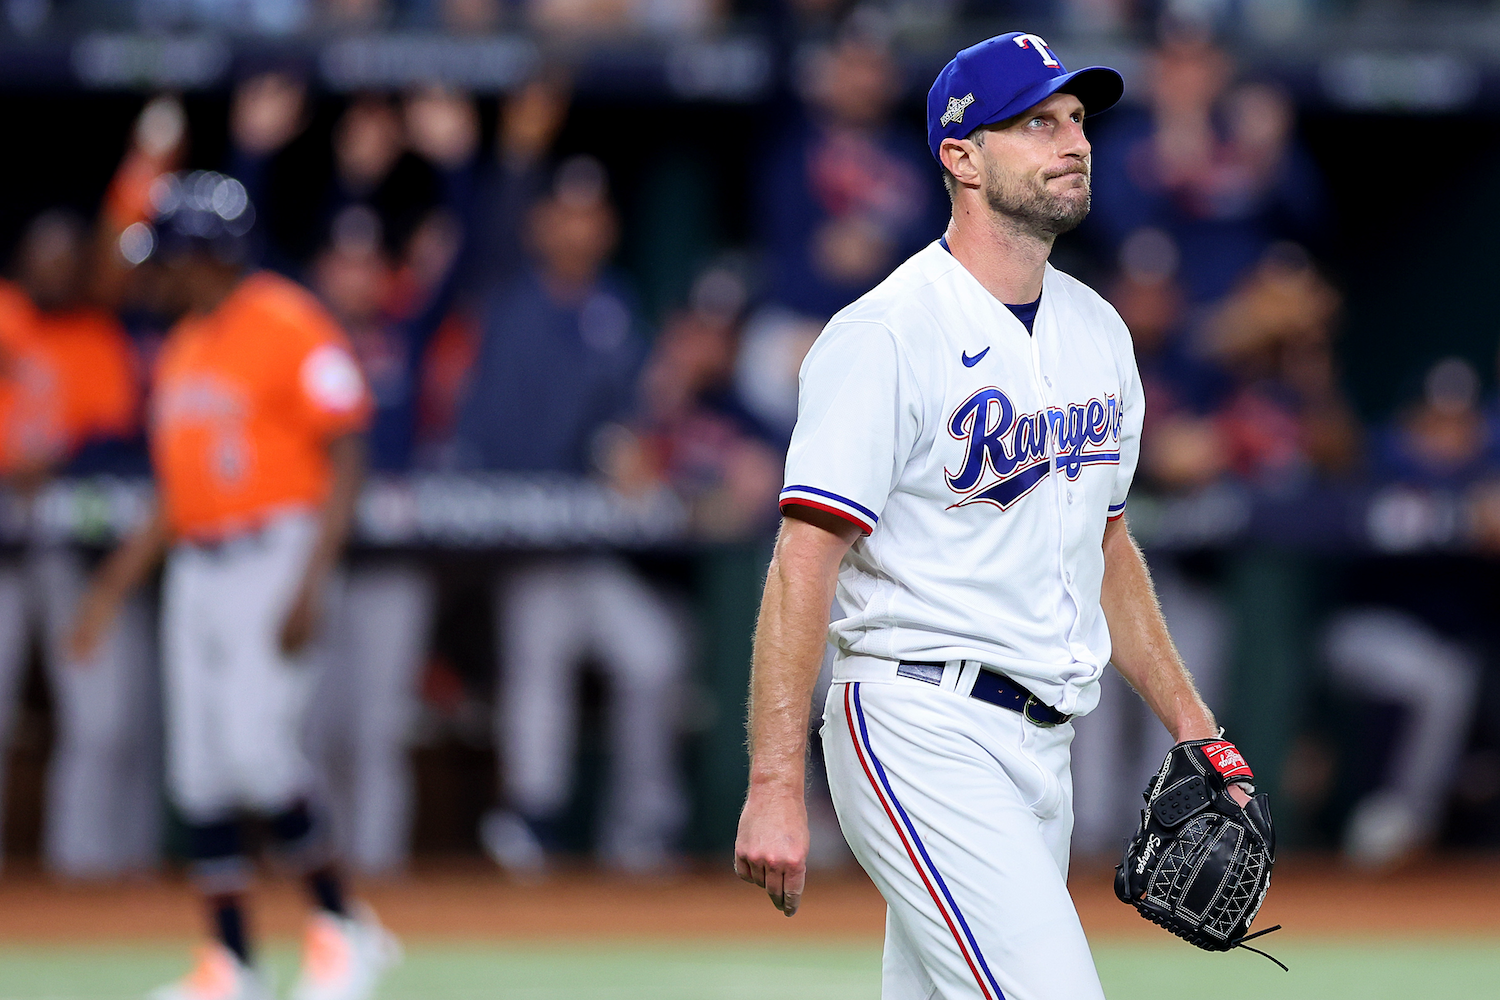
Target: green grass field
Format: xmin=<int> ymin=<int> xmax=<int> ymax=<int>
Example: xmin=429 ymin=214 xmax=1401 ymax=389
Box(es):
xmin=0 ymin=940 xmax=1495 ymax=1000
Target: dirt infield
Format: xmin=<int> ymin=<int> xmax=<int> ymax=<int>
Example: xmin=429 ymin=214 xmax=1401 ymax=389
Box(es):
xmin=0 ymin=856 xmax=1496 ymax=944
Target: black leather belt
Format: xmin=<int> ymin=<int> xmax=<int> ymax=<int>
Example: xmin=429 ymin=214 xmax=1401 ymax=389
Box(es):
xmin=897 ymin=660 xmax=1073 ymax=727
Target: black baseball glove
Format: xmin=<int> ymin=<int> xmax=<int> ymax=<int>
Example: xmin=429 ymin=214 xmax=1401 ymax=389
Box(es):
xmin=1115 ymin=738 xmax=1284 ymax=968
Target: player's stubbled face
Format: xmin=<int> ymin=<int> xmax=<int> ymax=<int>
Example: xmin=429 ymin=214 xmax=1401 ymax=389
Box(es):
xmin=980 ymin=92 xmax=1091 ymax=237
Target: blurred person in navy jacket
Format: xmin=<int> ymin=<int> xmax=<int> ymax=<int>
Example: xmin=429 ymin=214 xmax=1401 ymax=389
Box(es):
xmin=228 ymin=72 xmax=444 ymax=279
xmin=1086 ymin=32 xmax=1324 ymax=309
xmin=1199 ymin=244 xmax=1361 ymax=490
xmin=605 ymin=265 xmax=783 ymax=542
xmin=757 ymin=22 xmax=943 ymax=318
xmin=1322 ymin=358 xmax=1496 ymax=868
xmin=739 ymin=20 xmax=946 ymax=442
xmin=451 ymin=158 xmax=643 ymax=474
xmin=454 ymin=156 xmax=690 ymax=875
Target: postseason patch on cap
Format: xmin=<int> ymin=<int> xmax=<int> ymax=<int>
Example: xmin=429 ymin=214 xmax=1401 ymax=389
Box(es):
xmin=926 ymin=32 xmax=1124 ymax=162
xmin=939 ymin=92 xmax=976 ymax=128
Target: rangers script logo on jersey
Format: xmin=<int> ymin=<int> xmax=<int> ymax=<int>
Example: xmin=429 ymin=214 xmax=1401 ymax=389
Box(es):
xmin=945 ymin=388 xmax=1122 ymax=509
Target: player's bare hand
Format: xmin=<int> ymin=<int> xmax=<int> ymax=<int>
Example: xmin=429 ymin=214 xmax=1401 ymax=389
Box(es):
xmin=67 ymin=587 xmax=119 ymax=664
xmin=278 ymin=586 xmax=322 ymax=656
xmin=499 ymin=79 xmax=570 ymax=165
xmin=131 ymin=95 xmax=186 ymax=159
xmin=734 ymin=784 xmax=809 ymax=917
xmin=404 ymin=85 xmax=479 ymax=168
xmin=231 ymin=72 xmax=306 ymax=156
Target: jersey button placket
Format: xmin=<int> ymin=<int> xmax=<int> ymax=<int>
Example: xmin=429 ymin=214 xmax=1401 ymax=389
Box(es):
xmin=1029 ymin=313 xmax=1073 ymax=607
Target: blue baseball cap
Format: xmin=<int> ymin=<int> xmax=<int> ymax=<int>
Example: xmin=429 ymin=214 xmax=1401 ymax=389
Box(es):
xmin=927 ymin=32 xmax=1124 ymax=162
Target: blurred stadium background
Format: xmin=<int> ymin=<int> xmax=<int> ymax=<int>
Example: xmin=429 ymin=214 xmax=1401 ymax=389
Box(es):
xmin=1 ymin=0 xmax=1500 ymax=996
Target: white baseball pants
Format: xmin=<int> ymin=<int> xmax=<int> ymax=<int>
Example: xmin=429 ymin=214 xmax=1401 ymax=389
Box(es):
xmin=309 ymin=561 xmax=434 ymax=874
xmin=1322 ymin=607 xmax=1480 ymax=846
xmin=496 ymin=556 xmax=687 ymax=867
xmin=823 ymin=659 xmax=1105 ymax=1000
xmin=163 ymin=513 xmax=322 ymax=823
xmin=0 ymin=547 xmax=159 ymax=877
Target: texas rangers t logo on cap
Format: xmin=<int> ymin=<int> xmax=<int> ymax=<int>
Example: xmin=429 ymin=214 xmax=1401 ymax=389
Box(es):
xmin=1012 ymin=33 xmax=1060 ymax=67
xmin=925 ymin=31 xmax=1125 ymax=162
xmin=939 ymin=93 xmax=975 ymax=127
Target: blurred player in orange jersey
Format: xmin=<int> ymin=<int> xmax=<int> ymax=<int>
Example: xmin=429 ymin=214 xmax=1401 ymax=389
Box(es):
xmin=0 ymin=210 xmax=159 ymax=879
xmin=0 ymin=212 xmax=139 ymax=481
xmin=69 ymin=173 xmax=397 ymax=1000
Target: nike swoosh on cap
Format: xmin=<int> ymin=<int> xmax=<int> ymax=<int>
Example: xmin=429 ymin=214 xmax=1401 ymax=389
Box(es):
xmin=962 ymin=348 xmax=990 ymax=367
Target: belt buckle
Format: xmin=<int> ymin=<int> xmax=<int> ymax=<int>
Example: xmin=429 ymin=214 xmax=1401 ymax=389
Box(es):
xmin=1022 ymin=694 xmax=1059 ymax=728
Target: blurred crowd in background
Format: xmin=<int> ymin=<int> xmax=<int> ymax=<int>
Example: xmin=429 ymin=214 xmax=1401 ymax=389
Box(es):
xmin=4 ymin=0 xmax=1342 ymax=44
xmin=2 ymin=6 xmax=1500 ymax=893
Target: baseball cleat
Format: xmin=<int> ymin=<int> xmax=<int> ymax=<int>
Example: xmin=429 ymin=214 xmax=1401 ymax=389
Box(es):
xmin=1343 ymin=791 xmax=1424 ymax=869
xmin=289 ymin=904 xmax=401 ymax=1000
xmin=478 ymin=809 xmax=547 ymax=877
xmin=148 ymin=943 xmax=271 ymax=1000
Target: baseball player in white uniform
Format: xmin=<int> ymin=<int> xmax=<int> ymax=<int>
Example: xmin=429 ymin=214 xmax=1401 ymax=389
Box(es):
xmin=734 ymin=33 xmax=1255 ymax=999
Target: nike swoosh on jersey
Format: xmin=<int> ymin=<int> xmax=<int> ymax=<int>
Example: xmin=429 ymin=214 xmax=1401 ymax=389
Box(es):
xmin=961 ymin=347 xmax=990 ymax=367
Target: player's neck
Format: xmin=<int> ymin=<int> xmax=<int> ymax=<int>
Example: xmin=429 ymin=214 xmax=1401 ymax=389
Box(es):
xmin=942 ymin=207 xmax=1053 ymax=305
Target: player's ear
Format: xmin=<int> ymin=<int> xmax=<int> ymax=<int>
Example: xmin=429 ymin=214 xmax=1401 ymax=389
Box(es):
xmin=939 ymin=137 xmax=983 ymax=192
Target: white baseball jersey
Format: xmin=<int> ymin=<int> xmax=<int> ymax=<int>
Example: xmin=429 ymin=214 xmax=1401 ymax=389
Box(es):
xmin=780 ymin=240 xmax=1143 ymax=716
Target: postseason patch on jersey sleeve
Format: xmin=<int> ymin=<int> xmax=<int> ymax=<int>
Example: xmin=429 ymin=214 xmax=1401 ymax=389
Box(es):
xmin=300 ymin=344 xmax=366 ymax=412
xmin=779 ymin=485 xmax=878 ymax=534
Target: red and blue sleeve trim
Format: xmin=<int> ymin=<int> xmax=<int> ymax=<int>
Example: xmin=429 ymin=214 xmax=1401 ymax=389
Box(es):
xmin=1107 ymin=499 xmax=1127 ymax=522
xmin=780 ymin=485 xmax=878 ymax=535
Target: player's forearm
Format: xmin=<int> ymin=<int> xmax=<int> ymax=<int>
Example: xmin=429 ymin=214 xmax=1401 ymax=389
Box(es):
xmin=1099 ymin=518 xmax=1217 ymax=742
xmin=303 ymin=434 xmax=367 ymax=585
xmin=746 ymin=515 xmax=856 ymax=792
xmin=745 ymin=575 xmax=824 ymax=792
xmin=94 ymin=503 xmax=171 ymax=600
